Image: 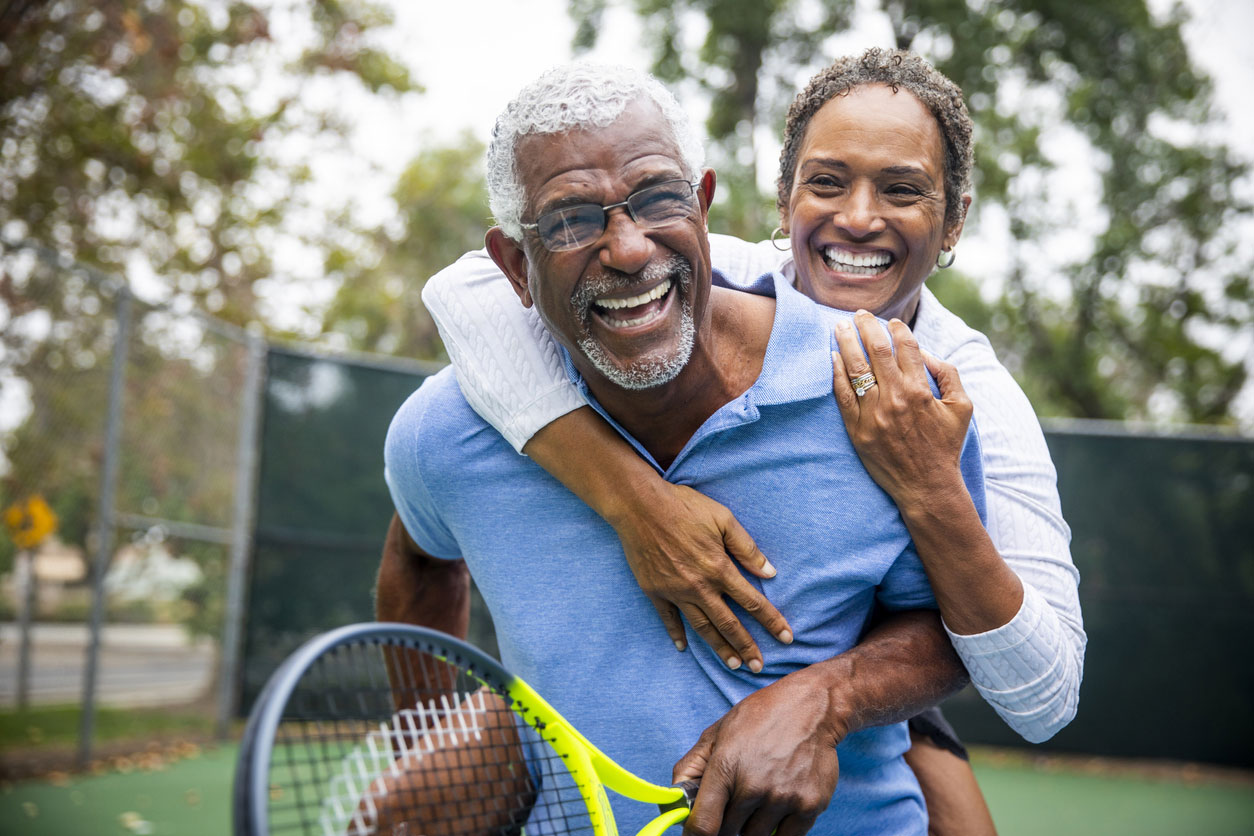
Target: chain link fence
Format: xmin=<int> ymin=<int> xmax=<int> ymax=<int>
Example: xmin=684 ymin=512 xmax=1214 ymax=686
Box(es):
xmin=1 ymin=237 xmax=264 ymax=768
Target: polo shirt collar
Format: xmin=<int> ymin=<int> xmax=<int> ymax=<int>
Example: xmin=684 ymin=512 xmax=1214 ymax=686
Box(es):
xmin=747 ymin=271 xmax=837 ymax=407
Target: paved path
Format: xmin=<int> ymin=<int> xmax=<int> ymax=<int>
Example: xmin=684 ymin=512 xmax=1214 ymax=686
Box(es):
xmin=0 ymin=622 xmax=215 ymax=708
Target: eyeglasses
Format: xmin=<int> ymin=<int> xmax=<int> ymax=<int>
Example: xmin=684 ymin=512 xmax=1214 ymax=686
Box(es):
xmin=521 ymin=179 xmax=702 ymax=252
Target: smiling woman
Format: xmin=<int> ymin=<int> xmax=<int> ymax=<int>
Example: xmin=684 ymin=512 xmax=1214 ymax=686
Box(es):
xmin=418 ymin=49 xmax=1084 ymax=836
xmin=784 ymin=84 xmax=962 ymax=323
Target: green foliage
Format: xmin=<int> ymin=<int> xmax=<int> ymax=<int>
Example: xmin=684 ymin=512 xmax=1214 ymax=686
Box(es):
xmin=0 ymin=1 xmax=414 ymax=629
xmin=570 ymin=0 xmax=1252 ymax=424
xmin=319 ymin=133 xmax=490 ymax=359
xmin=905 ymin=0 xmax=1251 ymax=423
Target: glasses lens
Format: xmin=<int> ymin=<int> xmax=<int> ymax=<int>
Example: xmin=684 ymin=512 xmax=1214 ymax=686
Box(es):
xmin=537 ymin=205 xmax=604 ymax=252
xmin=630 ymin=181 xmax=696 ymax=227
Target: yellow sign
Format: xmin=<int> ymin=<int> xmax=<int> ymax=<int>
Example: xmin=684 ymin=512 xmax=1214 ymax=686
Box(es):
xmin=3 ymin=495 xmax=58 ymax=550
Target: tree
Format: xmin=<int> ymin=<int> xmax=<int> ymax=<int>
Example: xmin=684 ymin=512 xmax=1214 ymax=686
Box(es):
xmin=1 ymin=0 xmax=415 ymax=326
xmin=318 ymin=133 xmax=491 ymax=360
xmin=0 ymin=0 xmax=415 ymax=609
xmin=569 ymin=0 xmax=1252 ymax=424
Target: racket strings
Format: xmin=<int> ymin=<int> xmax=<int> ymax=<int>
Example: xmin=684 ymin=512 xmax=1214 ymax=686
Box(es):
xmin=263 ymin=637 xmax=597 ymax=836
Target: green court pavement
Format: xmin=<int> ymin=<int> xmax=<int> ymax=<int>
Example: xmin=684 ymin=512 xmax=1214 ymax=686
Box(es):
xmin=0 ymin=743 xmax=234 ymax=836
xmin=973 ymin=755 xmax=1254 ymax=835
xmin=1 ymin=744 xmax=1251 ymax=835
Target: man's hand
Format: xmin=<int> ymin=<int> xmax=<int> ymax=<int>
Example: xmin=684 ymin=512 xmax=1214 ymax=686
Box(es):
xmin=671 ymin=610 xmax=969 ymax=836
xmin=671 ymin=666 xmax=844 ymax=836
xmin=609 ymin=480 xmax=793 ymax=673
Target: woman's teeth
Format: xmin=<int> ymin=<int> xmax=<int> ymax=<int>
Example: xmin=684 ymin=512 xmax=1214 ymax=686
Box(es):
xmin=823 ymin=247 xmax=892 ymax=275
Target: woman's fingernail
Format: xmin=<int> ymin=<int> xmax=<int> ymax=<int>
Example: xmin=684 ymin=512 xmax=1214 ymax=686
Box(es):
xmin=674 ymin=640 xmax=686 ymax=652
xmin=760 ymin=559 xmax=776 ymax=577
xmin=748 ymin=658 xmax=763 ymax=673
xmin=726 ymin=656 xmax=742 ymax=670
xmin=778 ymin=629 xmax=794 ymax=644
xmin=856 ymin=308 xmax=870 ymax=317
xmin=837 ymin=319 xmax=851 ymax=332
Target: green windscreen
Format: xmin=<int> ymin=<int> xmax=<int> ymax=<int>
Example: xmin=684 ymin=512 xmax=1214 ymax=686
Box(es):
xmin=941 ymin=427 xmax=1254 ymax=767
xmin=243 ymin=348 xmax=1254 ymax=766
xmin=239 ymin=349 xmax=501 ymax=711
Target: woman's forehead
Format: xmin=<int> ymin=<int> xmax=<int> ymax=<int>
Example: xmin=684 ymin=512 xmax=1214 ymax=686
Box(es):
xmin=801 ymin=84 xmax=944 ymax=172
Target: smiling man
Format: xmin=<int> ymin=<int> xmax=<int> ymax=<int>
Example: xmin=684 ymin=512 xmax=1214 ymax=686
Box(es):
xmin=378 ymin=63 xmax=987 ymax=836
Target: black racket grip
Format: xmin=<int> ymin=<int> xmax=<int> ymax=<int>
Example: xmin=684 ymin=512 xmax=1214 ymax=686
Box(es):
xmin=658 ymin=779 xmax=701 ymax=814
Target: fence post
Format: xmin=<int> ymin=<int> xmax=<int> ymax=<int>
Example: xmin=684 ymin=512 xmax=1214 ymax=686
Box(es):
xmin=15 ymin=549 xmax=35 ymax=709
xmin=77 ymin=284 xmax=131 ymax=769
xmin=215 ymin=332 xmax=266 ymax=738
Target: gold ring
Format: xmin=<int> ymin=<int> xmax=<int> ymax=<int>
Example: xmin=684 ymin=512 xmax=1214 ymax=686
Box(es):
xmin=850 ymin=372 xmax=877 ymax=397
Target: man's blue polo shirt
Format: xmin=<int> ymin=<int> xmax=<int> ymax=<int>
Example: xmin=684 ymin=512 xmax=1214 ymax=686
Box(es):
xmin=384 ymin=271 xmax=987 ymax=836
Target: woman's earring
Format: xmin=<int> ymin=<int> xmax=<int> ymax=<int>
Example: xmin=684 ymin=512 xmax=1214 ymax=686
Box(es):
xmin=936 ymin=249 xmax=956 ymax=269
xmin=770 ymin=227 xmax=789 ymax=252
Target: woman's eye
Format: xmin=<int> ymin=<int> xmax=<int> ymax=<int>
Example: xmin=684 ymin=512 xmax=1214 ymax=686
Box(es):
xmin=887 ymin=184 xmax=922 ymax=196
xmin=808 ymin=175 xmax=842 ymax=189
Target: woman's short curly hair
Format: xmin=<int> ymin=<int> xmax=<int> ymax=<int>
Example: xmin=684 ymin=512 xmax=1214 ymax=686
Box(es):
xmin=486 ymin=63 xmax=704 ymax=242
xmin=777 ymin=48 xmax=974 ymax=230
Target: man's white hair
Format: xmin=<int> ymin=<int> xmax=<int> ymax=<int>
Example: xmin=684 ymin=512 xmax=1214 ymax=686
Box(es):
xmin=486 ymin=63 xmax=705 ymax=241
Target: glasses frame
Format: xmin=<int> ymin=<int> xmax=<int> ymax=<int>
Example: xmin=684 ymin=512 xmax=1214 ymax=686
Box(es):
xmin=520 ymin=178 xmax=703 ymax=253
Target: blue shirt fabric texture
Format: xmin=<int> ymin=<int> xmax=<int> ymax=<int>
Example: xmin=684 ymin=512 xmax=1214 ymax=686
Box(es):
xmin=384 ymin=271 xmax=987 ymax=836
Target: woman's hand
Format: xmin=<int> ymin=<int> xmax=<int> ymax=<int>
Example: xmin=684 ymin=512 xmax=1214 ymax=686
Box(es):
xmin=831 ymin=311 xmax=1023 ymax=634
xmin=607 ymin=479 xmax=793 ymax=673
xmin=830 ymin=310 xmax=974 ymax=506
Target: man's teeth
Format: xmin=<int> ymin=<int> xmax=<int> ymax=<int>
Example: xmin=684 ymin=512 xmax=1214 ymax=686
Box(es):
xmin=596 ymin=279 xmax=671 ymax=310
xmin=823 ymin=248 xmax=892 ymax=274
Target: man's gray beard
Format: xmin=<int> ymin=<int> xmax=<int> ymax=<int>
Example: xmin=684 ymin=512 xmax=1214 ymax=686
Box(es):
xmin=573 ymin=255 xmax=696 ymax=391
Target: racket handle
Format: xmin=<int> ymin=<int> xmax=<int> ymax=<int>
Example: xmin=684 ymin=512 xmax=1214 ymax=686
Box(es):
xmin=658 ymin=779 xmax=700 ymax=814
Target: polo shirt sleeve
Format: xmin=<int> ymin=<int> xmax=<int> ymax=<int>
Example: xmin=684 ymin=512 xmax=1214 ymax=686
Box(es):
xmin=383 ymin=383 xmax=462 ymax=560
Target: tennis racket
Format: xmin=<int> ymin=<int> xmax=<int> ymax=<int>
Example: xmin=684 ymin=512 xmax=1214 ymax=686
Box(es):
xmin=234 ymin=622 xmax=697 ymax=836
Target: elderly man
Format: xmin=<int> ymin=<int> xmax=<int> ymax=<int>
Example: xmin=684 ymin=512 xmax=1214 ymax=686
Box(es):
xmin=378 ymin=64 xmax=985 ymax=836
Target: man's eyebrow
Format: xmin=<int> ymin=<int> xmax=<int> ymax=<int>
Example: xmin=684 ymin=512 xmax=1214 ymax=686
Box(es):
xmin=538 ymin=194 xmax=598 ymax=214
xmin=535 ymin=171 xmax=686 ymax=215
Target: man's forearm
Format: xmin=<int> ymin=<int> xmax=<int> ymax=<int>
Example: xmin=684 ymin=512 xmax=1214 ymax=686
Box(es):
xmin=818 ymin=609 xmax=968 ymax=740
xmin=376 ymin=513 xmax=471 ymax=639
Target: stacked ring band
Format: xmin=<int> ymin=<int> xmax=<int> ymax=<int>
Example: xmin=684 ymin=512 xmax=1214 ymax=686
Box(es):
xmin=850 ymin=372 xmax=877 ymax=397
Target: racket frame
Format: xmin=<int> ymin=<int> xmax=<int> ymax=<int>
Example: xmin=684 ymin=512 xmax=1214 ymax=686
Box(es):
xmin=234 ymin=622 xmax=689 ymax=836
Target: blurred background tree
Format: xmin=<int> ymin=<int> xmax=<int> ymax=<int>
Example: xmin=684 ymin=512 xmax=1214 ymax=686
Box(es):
xmin=318 ymin=132 xmax=489 ymax=360
xmin=0 ymin=0 xmax=426 ymax=624
xmin=1 ymin=0 xmax=416 ymax=327
xmin=569 ymin=0 xmax=1252 ymax=425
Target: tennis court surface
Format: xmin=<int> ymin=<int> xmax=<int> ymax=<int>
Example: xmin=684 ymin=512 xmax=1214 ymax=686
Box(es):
xmin=1 ymin=743 xmax=1251 ymax=836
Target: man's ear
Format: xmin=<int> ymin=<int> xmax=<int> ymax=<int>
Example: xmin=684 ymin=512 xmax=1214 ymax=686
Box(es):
xmin=485 ymin=227 xmax=533 ymax=308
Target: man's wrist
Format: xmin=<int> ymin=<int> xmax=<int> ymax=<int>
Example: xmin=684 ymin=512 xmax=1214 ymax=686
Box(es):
xmin=793 ymin=657 xmax=857 ymax=744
